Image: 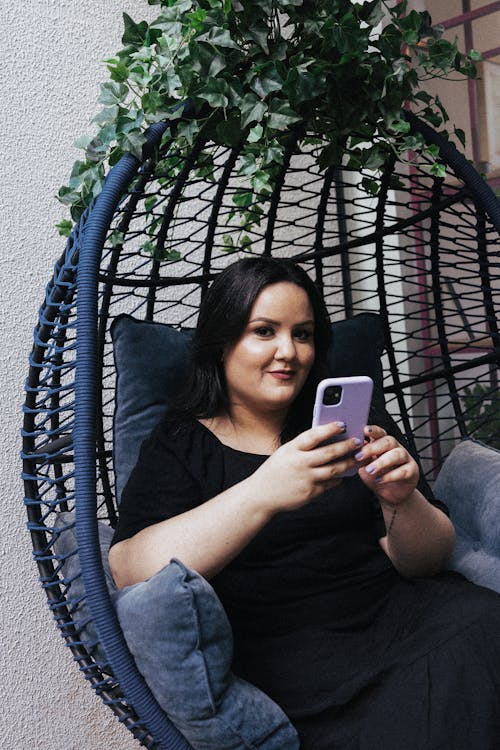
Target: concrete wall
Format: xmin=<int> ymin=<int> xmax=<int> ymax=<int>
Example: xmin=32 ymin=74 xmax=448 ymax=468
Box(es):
xmin=0 ymin=3 xmax=155 ymax=748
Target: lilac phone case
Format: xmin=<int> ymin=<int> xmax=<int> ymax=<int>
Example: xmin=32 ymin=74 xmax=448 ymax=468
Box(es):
xmin=312 ymin=376 xmax=373 ymax=477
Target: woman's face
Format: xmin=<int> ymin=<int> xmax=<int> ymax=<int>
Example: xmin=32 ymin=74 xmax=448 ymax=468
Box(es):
xmin=223 ymin=281 xmax=315 ymax=418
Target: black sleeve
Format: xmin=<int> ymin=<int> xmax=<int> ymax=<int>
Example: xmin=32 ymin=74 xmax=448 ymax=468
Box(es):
xmin=111 ymin=420 xmax=203 ymax=546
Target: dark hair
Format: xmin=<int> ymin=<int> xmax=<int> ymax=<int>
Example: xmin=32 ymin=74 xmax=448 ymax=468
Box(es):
xmin=171 ymin=257 xmax=331 ymax=438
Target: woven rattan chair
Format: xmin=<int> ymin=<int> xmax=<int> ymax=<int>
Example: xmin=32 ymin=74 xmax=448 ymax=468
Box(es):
xmin=22 ymin=113 xmax=500 ymax=748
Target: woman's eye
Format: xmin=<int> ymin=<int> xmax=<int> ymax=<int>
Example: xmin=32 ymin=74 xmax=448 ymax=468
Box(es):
xmin=294 ymin=329 xmax=313 ymax=341
xmin=254 ymin=326 xmax=274 ymax=337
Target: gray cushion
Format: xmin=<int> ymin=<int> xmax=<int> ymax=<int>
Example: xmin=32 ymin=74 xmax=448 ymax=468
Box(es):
xmin=111 ymin=312 xmax=385 ymax=502
xmin=52 ymin=511 xmax=117 ymax=670
xmin=113 ymin=559 xmax=300 ymax=750
xmin=434 ymin=438 xmax=500 ymax=592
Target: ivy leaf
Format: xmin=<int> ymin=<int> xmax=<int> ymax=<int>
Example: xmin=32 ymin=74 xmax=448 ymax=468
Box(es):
xmin=252 ymin=170 xmax=272 ymax=194
xmin=244 ymin=21 xmax=270 ymax=53
xmin=240 ymin=93 xmax=267 ymax=128
xmin=430 ymin=161 xmax=446 ymax=179
xmin=119 ymin=130 xmax=147 ymax=159
xmin=190 ymin=42 xmax=227 ymax=77
xmin=122 ymin=13 xmax=149 ymax=48
xmin=357 ymin=0 xmax=385 ymax=27
xmin=363 ymin=145 xmax=388 ymax=170
xmin=108 ymin=147 xmax=125 ymax=166
xmin=401 ymin=133 xmax=425 ymax=151
xmin=55 ymin=219 xmax=73 ymax=237
xmin=250 ymin=63 xmax=283 ymax=98
xmin=185 ymin=7 xmax=207 ymax=33
xmin=331 ymin=14 xmax=366 ymax=55
xmin=142 ymin=90 xmax=165 ymax=114
xmin=177 ymin=120 xmax=200 ymax=145
xmin=267 ymin=100 xmax=301 ymax=131
xmin=239 ymin=152 xmax=258 ymax=176
xmin=106 ymin=58 xmax=130 ymax=83
xmin=144 ymin=196 xmax=158 ymax=213
xmin=222 ymin=233 xmax=236 ymax=252
xmin=426 ymin=144 xmax=440 ymax=159
xmin=196 ymin=27 xmax=240 ymax=50
xmin=98 ymin=82 xmax=129 ymax=106
xmin=93 ymin=105 xmax=119 ymax=126
xmin=387 ymin=117 xmax=411 ymax=134
xmin=197 ymin=78 xmax=230 ymax=107
xmin=361 ymin=176 xmax=380 ymax=195
xmin=215 ymin=115 xmax=242 ymax=147
xmin=108 ymin=230 xmax=125 ymax=247
xmin=389 ymin=174 xmax=405 ymax=190
xmin=262 ymin=143 xmax=284 ymax=165
xmin=248 ymin=124 xmax=264 ymax=143
xmin=318 ymin=142 xmax=344 ymax=169
xmin=74 ymin=135 xmax=92 ymax=150
xmin=454 ymin=127 xmax=466 ymax=148
xmin=233 ymin=189 xmax=254 ymax=207
xmin=165 ymin=249 xmax=182 ymax=261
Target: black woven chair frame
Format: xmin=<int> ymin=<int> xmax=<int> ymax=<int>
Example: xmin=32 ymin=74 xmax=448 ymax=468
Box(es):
xmin=22 ymin=116 xmax=500 ymax=748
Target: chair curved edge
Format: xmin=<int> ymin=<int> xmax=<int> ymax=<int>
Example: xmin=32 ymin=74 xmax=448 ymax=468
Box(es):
xmin=75 ymin=140 xmax=193 ymax=749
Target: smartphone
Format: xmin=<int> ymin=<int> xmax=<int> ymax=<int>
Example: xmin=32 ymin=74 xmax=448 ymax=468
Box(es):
xmin=312 ymin=376 xmax=374 ymax=477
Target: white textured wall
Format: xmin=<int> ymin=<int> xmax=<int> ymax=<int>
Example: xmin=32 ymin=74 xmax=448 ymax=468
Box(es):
xmin=0 ymin=3 xmax=155 ymax=748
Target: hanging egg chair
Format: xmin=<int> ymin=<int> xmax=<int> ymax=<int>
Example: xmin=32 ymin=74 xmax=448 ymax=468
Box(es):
xmin=22 ymin=112 xmax=500 ymax=748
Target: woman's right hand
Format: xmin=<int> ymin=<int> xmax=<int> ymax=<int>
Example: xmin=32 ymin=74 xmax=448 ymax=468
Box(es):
xmin=250 ymin=421 xmax=360 ymax=515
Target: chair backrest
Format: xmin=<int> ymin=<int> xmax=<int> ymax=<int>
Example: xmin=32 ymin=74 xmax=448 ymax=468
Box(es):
xmin=22 ymin=116 xmax=500 ymax=748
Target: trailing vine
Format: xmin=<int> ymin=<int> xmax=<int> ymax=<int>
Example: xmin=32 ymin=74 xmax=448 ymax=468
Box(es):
xmin=57 ymin=0 xmax=479 ymax=250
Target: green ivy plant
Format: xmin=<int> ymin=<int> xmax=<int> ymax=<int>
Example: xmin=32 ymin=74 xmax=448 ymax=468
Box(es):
xmin=56 ymin=0 xmax=480 ymax=245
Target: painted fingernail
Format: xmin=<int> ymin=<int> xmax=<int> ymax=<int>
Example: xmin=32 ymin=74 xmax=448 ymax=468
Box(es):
xmin=353 ymin=438 xmax=362 ymax=447
xmin=336 ymin=421 xmax=346 ymax=430
xmin=355 ymin=451 xmax=364 ymax=460
xmin=366 ymin=464 xmax=375 ymax=474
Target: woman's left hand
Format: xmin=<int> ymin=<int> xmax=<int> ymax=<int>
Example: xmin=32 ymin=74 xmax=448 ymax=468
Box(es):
xmin=355 ymin=425 xmax=419 ymax=506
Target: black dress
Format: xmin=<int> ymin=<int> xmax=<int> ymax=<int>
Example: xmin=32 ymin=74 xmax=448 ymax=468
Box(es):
xmin=112 ymin=417 xmax=500 ymax=750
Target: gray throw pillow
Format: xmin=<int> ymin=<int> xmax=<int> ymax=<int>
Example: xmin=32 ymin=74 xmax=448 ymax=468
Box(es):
xmin=113 ymin=559 xmax=300 ymax=750
xmin=52 ymin=511 xmax=117 ymax=670
xmin=111 ymin=312 xmax=385 ymax=502
xmin=434 ymin=438 xmax=500 ymax=592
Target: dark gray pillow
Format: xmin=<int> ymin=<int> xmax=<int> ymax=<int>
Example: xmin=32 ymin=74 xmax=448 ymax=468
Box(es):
xmin=113 ymin=559 xmax=300 ymax=749
xmin=434 ymin=438 xmax=500 ymax=593
xmin=111 ymin=312 xmax=385 ymax=502
xmin=52 ymin=511 xmax=116 ymax=670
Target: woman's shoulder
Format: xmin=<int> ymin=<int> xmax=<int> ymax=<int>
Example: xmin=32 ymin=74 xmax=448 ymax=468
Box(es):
xmin=152 ymin=414 xmax=223 ymax=461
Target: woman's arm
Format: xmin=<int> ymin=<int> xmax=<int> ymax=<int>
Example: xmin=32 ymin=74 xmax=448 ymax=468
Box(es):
xmin=377 ymin=490 xmax=456 ymax=577
xmin=356 ymin=426 xmax=456 ymax=577
xmin=109 ymin=420 xmax=360 ymax=589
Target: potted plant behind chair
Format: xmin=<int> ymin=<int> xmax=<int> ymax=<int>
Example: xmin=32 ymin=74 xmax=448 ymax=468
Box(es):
xmin=56 ymin=0 xmax=480 ymax=252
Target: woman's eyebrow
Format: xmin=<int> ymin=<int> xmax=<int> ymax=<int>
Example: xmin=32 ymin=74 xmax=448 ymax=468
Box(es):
xmin=248 ymin=317 xmax=314 ymax=326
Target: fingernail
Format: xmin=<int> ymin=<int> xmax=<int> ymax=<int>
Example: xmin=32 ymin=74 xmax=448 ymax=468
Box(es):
xmin=355 ymin=451 xmax=364 ymax=460
xmin=353 ymin=438 xmax=362 ymax=447
xmin=336 ymin=421 xmax=346 ymax=430
xmin=366 ymin=464 xmax=375 ymax=474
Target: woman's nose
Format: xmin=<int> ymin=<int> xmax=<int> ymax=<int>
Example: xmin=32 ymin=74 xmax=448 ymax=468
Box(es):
xmin=275 ymin=334 xmax=296 ymax=360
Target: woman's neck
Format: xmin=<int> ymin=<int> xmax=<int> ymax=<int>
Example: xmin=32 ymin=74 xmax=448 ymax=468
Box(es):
xmin=199 ymin=405 xmax=286 ymax=455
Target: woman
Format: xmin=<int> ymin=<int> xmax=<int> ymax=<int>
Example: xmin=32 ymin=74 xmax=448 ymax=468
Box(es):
xmin=110 ymin=257 xmax=500 ymax=749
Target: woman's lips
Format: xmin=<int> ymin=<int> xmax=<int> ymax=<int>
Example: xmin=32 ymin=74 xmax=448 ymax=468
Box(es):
xmin=269 ymin=370 xmax=295 ymax=380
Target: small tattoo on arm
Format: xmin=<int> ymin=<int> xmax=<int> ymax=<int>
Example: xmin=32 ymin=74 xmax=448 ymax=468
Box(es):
xmin=387 ymin=508 xmax=397 ymax=535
